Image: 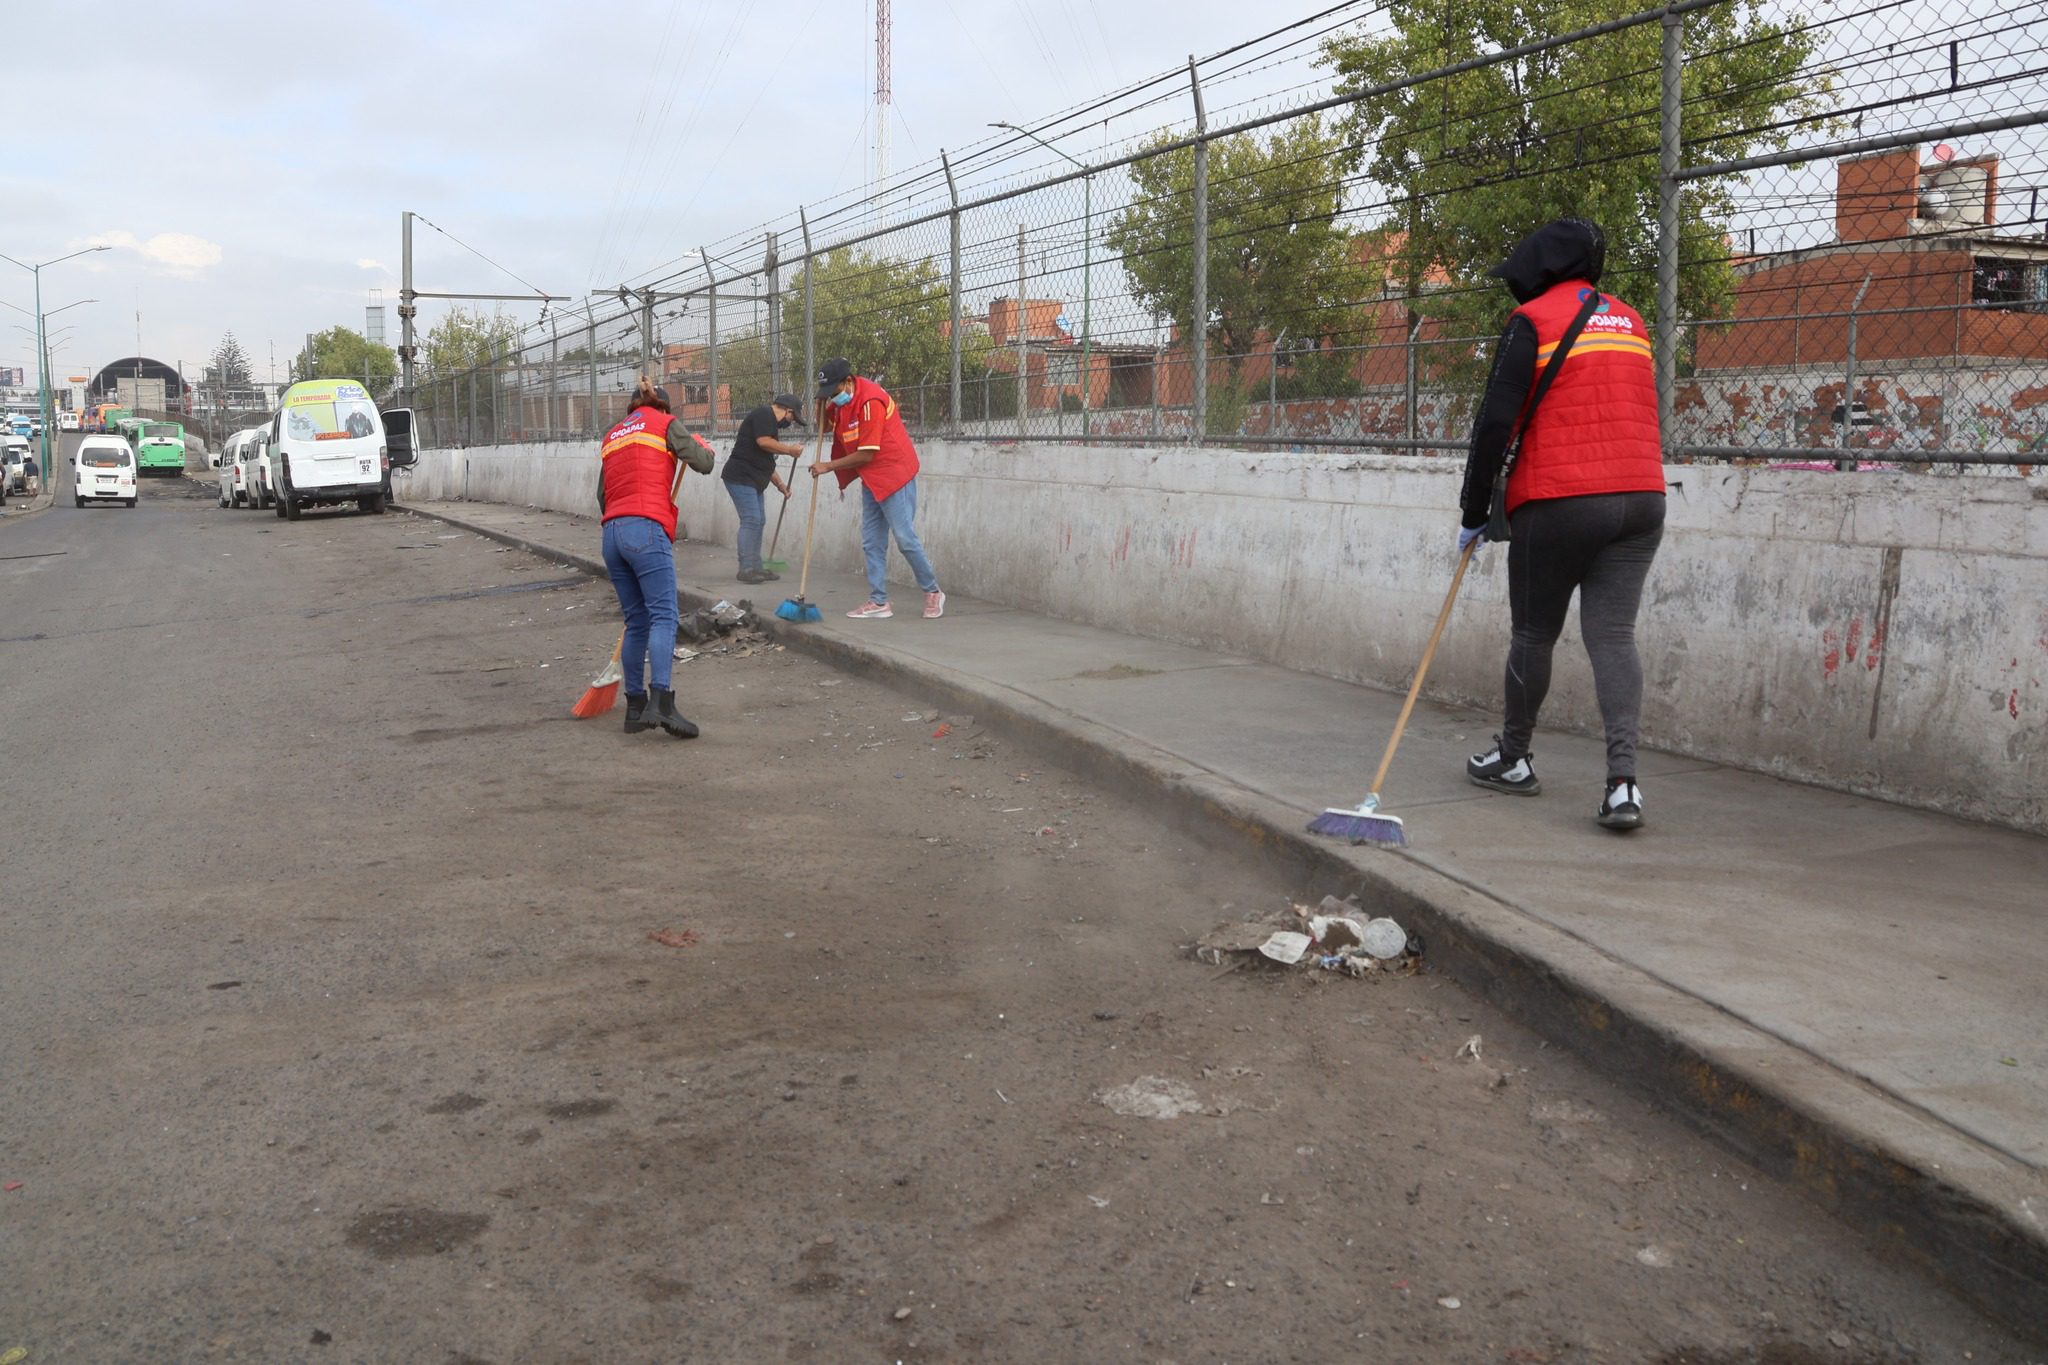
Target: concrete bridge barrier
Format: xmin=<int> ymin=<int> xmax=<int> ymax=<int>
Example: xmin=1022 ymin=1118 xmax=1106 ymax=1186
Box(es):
xmin=402 ymin=440 xmax=2047 ymax=833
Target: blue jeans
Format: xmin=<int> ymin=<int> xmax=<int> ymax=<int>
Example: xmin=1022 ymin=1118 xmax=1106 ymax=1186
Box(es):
xmin=725 ymin=479 xmax=766 ymax=572
xmin=602 ymin=515 xmax=677 ymax=696
xmin=860 ymin=478 xmax=939 ymax=606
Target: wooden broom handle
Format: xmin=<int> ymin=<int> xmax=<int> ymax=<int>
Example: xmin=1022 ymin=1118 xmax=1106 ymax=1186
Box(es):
xmin=1367 ymin=539 xmax=1478 ymax=797
xmin=795 ymin=409 xmax=828 ymax=598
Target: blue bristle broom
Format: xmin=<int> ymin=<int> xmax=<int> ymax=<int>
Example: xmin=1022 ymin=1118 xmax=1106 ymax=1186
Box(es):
xmin=774 ymin=420 xmax=827 ymax=624
xmin=1309 ymin=540 xmax=1478 ymax=848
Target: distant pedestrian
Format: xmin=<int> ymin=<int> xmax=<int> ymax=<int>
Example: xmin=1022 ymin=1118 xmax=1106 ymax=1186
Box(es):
xmin=809 ymin=357 xmax=944 ymax=620
xmin=721 ymin=393 xmax=805 ymax=584
xmin=1457 ymin=218 xmax=1666 ymax=830
xmin=598 ymin=376 xmax=715 ymax=738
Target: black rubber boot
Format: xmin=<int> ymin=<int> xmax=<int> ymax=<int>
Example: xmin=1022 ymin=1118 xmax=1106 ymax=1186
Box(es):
xmin=654 ymin=688 xmax=699 ymax=739
xmin=623 ymin=692 xmax=655 ymax=733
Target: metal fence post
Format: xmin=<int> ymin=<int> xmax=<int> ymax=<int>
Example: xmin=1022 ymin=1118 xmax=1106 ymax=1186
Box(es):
xmin=1188 ymin=55 xmax=1209 ymax=448
xmin=465 ymin=365 xmax=475 ymax=447
xmin=701 ymin=247 xmax=718 ymax=435
xmin=1016 ymin=224 xmax=1028 ymax=434
xmin=1655 ymin=7 xmax=1682 ymax=454
xmin=1839 ymin=273 xmax=1873 ymax=471
xmin=549 ymin=319 xmax=560 ymax=440
xmin=586 ymin=316 xmax=598 ymax=438
xmin=943 ymin=150 xmax=963 ymax=434
xmin=1404 ymin=317 xmax=1421 ymax=443
xmin=800 ymin=209 xmax=815 ymax=401
xmin=766 ymin=231 xmax=782 ymax=396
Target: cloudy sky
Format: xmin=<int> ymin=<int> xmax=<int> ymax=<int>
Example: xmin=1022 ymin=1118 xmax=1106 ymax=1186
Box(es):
xmin=1 ymin=0 xmax=1340 ymax=388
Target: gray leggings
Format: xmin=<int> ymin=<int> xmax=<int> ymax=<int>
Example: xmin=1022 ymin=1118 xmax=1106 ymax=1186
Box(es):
xmin=1501 ymin=491 xmax=1665 ymax=779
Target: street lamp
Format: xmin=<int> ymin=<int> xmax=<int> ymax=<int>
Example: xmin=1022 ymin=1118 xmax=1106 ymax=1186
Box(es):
xmin=1 ymin=244 xmax=111 ymax=471
xmin=991 ymin=121 xmax=1094 ymax=438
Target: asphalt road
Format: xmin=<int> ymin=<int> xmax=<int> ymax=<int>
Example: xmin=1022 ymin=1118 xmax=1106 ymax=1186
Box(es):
xmin=0 ymin=473 xmax=2034 ymax=1363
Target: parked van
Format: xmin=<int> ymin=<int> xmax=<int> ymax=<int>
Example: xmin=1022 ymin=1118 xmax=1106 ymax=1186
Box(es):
xmin=217 ymin=429 xmax=253 ymax=507
xmin=267 ymin=380 xmax=390 ymax=518
xmin=74 ymin=435 xmax=137 ymax=507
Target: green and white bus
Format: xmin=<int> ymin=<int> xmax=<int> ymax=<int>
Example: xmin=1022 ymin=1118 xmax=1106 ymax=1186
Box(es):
xmin=133 ymin=420 xmax=187 ymax=475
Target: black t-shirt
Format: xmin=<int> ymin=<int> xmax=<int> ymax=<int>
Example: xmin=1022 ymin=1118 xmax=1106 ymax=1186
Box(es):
xmin=721 ymin=405 xmax=785 ymax=489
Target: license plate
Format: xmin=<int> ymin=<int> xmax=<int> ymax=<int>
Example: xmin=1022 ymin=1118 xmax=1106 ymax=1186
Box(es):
xmin=359 ymin=458 xmax=373 ymax=474
xmin=98 ymin=476 xmax=114 ymax=482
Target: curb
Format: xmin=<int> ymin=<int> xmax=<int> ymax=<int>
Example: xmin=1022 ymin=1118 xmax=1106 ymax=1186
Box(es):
xmin=396 ymin=499 xmax=2048 ymax=1342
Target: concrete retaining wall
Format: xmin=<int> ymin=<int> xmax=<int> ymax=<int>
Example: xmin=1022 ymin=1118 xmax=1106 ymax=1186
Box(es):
xmin=403 ymin=441 xmax=2048 ymax=833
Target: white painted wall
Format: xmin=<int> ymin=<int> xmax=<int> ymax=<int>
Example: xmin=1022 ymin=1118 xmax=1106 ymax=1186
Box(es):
xmin=403 ymin=440 xmax=2048 ymax=833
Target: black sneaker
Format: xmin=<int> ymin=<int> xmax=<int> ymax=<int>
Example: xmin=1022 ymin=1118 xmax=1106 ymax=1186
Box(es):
xmin=1597 ymin=779 xmax=1643 ymax=831
xmin=1467 ymin=737 xmax=1541 ymax=795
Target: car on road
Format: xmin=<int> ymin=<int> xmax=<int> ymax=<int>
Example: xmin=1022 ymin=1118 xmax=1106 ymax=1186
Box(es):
xmin=73 ymin=435 xmax=137 ymax=507
xmin=267 ymin=380 xmax=390 ymax=518
xmin=58 ymin=411 xmax=79 ymax=432
xmin=4 ymin=434 xmax=33 ymax=494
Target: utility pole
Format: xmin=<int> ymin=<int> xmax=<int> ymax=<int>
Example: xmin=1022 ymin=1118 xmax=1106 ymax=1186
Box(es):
xmin=399 ymin=209 xmax=564 ymax=415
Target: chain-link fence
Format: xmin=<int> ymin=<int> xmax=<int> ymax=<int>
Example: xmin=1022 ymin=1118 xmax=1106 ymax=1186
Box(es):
xmin=412 ymin=0 xmax=2048 ymax=467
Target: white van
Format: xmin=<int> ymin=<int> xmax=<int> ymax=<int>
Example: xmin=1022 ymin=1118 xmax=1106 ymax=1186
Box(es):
xmin=74 ymin=435 xmax=137 ymax=507
xmin=216 ymin=429 xmax=251 ymax=506
xmin=236 ymin=428 xmax=273 ymax=508
xmin=266 ymin=380 xmax=390 ymax=519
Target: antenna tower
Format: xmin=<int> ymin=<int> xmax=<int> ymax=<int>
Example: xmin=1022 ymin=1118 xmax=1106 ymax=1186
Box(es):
xmin=874 ymin=0 xmax=891 ymax=220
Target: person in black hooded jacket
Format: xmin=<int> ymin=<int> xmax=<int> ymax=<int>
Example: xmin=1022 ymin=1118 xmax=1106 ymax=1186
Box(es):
xmin=1456 ymin=217 xmax=1668 ymax=831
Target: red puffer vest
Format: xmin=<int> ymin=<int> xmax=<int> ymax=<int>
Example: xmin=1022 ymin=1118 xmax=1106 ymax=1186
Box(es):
xmin=601 ymin=405 xmax=680 ymax=540
xmin=1506 ymin=280 xmax=1664 ymax=515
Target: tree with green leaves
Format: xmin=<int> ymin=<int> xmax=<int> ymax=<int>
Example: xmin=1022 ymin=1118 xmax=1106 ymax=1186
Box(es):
xmin=420 ymin=307 xmax=523 ymax=378
xmin=292 ymin=326 xmax=398 ymax=390
xmin=204 ymin=332 xmax=252 ymax=391
xmin=792 ymin=247 xmax=990 ymax=400
xmin=1105 ymin=113 xmax=1374 ymax=419
xmin=1321 ymin=0 xmax=1830 ymax=353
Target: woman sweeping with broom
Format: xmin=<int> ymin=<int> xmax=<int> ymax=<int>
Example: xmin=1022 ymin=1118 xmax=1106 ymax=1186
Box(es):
xmin=584 ymin=377 xmax=715 ymax=738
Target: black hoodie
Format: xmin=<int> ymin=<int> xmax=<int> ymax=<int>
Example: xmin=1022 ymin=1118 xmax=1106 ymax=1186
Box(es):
xmin=1458 ymin=219 xmax=1607 ymax=527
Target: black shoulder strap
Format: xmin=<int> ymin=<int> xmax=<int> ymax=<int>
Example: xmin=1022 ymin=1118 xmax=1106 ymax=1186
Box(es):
xmin=1485 ymin=287 xmax=1605 ymax=540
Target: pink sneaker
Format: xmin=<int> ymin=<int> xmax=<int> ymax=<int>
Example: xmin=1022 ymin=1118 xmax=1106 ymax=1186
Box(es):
xmin=923 ymin=590 xmax=946 ymax=619
xmin=847 ymin=601 xmax=893 ymax=619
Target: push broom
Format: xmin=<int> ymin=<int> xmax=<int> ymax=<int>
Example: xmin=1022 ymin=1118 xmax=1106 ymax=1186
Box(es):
xmin=773 ymin=410 xmax=828 ymax=624
xmin=573 ymin=456 xmax=690 ymax=717
xmin=1308 ymin=539 xmax=1479 ymax=848
xmin=762 ymin=446 xmax=801 ymax=574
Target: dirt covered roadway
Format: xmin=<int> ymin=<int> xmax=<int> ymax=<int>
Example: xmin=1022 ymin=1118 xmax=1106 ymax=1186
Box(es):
xmin=0 ymin=478 xmax=2032 ymax=1363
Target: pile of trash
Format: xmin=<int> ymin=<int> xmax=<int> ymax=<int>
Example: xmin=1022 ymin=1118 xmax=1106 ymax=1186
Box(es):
xmin=674 ymin=598 xmax=782 ymax=662
xmin=1193 ymin=895 xmax=1419 ymax=977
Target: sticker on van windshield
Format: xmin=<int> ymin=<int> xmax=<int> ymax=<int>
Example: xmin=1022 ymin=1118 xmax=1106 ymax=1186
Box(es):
xmin=284 ymin=383 xmax=379 ymax=442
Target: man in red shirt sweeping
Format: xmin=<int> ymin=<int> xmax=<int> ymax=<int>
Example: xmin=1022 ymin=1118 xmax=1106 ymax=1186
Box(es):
xmin=808 ymin=357 xmax=945 ymax=620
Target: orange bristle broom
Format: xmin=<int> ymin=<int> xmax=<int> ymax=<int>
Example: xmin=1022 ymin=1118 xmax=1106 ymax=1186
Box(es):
xmin=571 ymin=634 xmax=625 ymax=718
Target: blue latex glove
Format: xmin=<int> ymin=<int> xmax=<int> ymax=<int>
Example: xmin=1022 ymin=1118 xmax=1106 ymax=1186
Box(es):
xmin=1457 ymin=525 xmax=1486 ymax=553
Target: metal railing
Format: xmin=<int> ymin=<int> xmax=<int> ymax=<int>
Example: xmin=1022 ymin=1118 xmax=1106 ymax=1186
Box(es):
xmin=410 ymin=0 xmax=2048 ymax=469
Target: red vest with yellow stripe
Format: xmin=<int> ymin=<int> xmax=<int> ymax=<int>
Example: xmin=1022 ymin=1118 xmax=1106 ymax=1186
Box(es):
xmin=829 ymin=377 xmax=919 ymax=502
xmin=1506 ymin=281 xmax=1664 ymax=515
xmin=601 ymin=405 xmax=680 ymax=539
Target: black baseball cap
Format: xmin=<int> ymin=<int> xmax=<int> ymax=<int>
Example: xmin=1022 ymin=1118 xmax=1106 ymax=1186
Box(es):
xmin=771 ymin=392 xmax=803 ymax=414
xmin=815 ymin=357 xmax=854 ymax=397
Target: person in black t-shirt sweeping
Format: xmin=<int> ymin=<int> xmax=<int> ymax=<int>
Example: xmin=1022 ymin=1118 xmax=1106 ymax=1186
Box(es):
xmin=720 ymin=394 xmax=805 ymax=583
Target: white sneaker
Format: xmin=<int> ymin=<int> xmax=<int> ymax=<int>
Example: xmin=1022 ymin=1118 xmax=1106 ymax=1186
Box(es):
xmin=1597 ymin=780 xmax=1644 ymax=830
xmin=846 ymin=600 xmax=893 ymax=619
xmin=923 ymin=590 xmax=945 ymax=619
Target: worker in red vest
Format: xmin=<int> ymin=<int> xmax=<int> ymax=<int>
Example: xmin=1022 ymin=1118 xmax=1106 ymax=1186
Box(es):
xmin=1457 ymin=218 xmax=1666 ymax=831
xmin=599 ymin=377 xmax=714 ymax=737
xmin=809 ymin=357 xmax=945 ymax=620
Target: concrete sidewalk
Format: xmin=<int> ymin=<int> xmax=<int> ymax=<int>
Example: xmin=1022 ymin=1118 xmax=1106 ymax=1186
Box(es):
xmin=400 ymin=495 xmax=2048 ymax=1335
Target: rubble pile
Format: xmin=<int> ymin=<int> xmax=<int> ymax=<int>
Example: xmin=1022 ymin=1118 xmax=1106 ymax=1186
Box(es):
xmin=1193 ymin=894 xmax=1420 ymax=977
